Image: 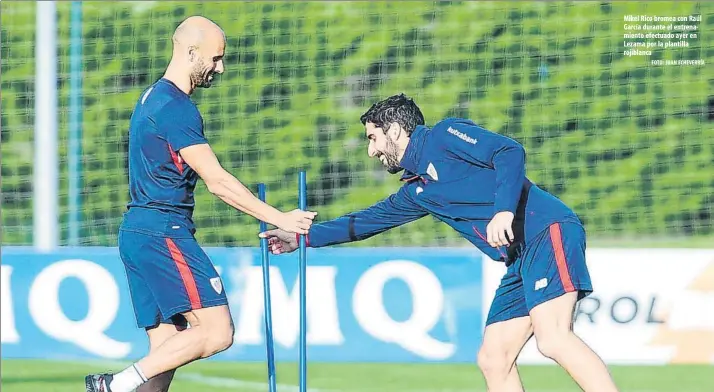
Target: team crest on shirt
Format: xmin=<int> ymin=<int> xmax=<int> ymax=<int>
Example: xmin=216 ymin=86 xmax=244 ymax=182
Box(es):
xmin=426 ymin=162 xmax=439 ymax=181
xmin=210 ymin=277 xmax=223 ymax=294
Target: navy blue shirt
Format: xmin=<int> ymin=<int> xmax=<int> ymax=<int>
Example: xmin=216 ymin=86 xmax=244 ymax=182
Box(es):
xmin=307 ymin=118 xmax=582 ymax=262
xmin=120 ymin=78 xmax=207 ymax=237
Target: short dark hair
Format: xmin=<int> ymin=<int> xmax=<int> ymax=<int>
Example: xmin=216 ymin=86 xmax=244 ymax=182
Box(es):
xmin=360 ymin=93 xmax=425 ymax=136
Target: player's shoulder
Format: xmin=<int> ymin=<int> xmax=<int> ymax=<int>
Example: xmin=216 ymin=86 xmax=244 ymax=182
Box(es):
xmin=432 ymin=117 xmax=486 ymax=134
xmin=140 ymin=79 xmax=199 ymax=114
xmin=427 ymin=117 xmax=484 ymax=145
xmin=160 ymin=95 xmax=200 ymax=119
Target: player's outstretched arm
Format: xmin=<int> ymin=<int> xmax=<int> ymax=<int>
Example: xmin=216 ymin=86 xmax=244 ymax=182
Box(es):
xmin=259 ymin=185 xmax=427 ymax=254
xmin=179 ymin=143 xmax=316 ymax=234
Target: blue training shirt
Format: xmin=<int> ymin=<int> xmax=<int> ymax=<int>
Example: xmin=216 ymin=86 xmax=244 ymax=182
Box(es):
xmin=120 ymin=78 xmax=207 ymax=237
xmin=306 ymin=118 xmax=582 ymax=262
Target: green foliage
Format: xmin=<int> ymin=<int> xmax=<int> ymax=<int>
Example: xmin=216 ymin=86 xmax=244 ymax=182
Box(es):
xmin=2 ymin=1 xmax=712 ymax=246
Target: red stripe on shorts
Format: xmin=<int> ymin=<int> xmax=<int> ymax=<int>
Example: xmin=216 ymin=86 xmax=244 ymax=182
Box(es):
xmin=549 ymin=223 xmax=575 ymax=292
xmin=165 ymin=238 xmax=202 ymax=309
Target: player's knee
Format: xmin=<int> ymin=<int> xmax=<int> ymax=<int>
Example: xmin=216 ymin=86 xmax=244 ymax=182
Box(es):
xmin=476 ymin=346 xmax=511 ymax=379
xmin=186 ymin=306 xmax=235 ymax=358
xmin=531 ymin=296 xmax=576 ymax=360
xmin=212 ymin=324 xmax=235 ymax=353
xmin=202 ymin=320 xmax=234 ymax=357
xmin=534 ymin=330 xmax=569 ymax=360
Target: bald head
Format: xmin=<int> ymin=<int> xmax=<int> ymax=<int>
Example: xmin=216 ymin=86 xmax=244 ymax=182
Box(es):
xmin=170 ymin=16 xmax=226 ymax=90
xmin=172 ymin=16 xmax=225 ymax=50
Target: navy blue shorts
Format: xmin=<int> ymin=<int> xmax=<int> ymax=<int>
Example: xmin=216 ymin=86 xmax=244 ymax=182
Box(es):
xmin=118 ymin=229 xmax=228 ymax=329
xmin=485 ymin=221 xmax=593 ymax=326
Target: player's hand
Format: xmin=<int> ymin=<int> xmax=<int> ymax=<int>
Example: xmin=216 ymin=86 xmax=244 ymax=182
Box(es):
xmin=274 ymin=209 xmax=317 ymax=235
xmin=259 ymin=229 xmax=299 ymax=254
xmin=486 ymin=211 xmax=514 ymax=247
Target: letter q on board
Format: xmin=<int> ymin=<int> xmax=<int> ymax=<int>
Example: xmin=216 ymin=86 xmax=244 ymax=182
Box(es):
xmin=28 ymin=259 xmax=131 ymax=358
xmin=352 ymin=260 xmax=455 ymax=360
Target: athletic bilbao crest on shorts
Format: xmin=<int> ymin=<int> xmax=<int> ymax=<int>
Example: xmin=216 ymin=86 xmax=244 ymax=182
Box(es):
xmin=210 ymin=277 xmax=223 ymax=294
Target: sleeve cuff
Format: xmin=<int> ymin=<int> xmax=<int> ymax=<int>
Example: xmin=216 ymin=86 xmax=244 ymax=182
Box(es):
xmin=170 ymin=138 xmax=209 ymax=152
xmin=494 ymin=202 xmax=517 ymax=215
xmin=295 ymin=233 xmax=310 ymax=247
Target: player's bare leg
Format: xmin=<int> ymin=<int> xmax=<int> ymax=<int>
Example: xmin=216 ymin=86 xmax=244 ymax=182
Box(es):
xmin=477 ymin=316 xmax=533 ymax=392
xmin=91 ymin=305 xmax=234 ymax=392
xmin=530 ymin=292 xmax=619 ymax=392
xmin=137 ymin=305 xmax=234 ymax=379
xmin=137 ymin=321 xmax=187 ymax=392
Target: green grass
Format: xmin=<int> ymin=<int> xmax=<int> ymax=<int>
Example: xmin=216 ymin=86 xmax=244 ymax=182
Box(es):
xmin=2 ymin=359 xmax=713 ymax=391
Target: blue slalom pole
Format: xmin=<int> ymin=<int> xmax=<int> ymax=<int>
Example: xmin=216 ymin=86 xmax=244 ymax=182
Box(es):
xmin=258 ymin=183 xmax=277 ymax=392
xmin=298 ymin=171 xmax=307 ymax=392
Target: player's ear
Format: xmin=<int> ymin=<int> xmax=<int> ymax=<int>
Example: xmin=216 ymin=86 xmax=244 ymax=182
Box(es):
xmin=188 ymin=45 xmax=198 ymax=62
xmin=387 ymin=122 xmax=402 ymax=140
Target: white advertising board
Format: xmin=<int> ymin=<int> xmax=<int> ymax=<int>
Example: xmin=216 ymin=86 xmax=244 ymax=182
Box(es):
xmin=482 ymin=249 xmax=714 ymax=365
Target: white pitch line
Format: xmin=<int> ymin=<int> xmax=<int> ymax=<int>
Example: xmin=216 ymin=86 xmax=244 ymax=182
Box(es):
xmin=61 ymin=361 xmax=674 ymax=392
xmin=303 ymin=388 xmax=665 ymax=392
xmin=67 ymin=360 xmax=329 ymax=392
xmin=176 ymin=372 xmax=327 ymax=392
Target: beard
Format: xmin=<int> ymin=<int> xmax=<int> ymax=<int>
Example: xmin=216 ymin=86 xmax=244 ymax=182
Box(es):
xmin=190 ymin=59 xmax=215 ymax=88
xmin=382 ymin=135 xmax=403 ymax=174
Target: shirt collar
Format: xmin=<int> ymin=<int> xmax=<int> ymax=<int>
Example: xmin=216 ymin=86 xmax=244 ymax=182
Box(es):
xmin=399 ymin=125 xmax=429 ymax=181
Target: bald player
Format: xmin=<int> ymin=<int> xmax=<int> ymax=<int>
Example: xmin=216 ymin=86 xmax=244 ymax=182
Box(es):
xmin=85 ymin=16 xmax=316 ymax=392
